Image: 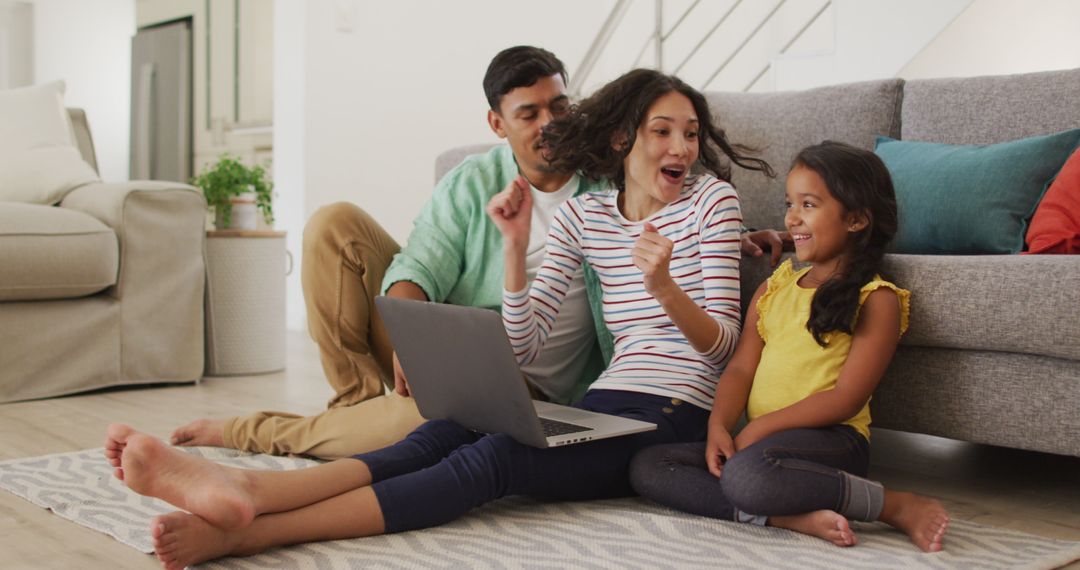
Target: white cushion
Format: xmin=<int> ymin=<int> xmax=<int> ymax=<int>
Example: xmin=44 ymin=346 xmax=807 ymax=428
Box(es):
xmin=0 ymin=202 xmax=118 ymax=301
xmin=0 ymin=81 xmax=100 ymax=204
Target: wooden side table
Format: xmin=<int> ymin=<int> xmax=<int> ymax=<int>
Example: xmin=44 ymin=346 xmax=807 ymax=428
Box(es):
xmin=204 ymin=230 xmax=288 ymax=376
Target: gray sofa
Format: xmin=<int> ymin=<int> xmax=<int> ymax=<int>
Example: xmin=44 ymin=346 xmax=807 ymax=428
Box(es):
xmin=0 ymin=109 xmax=207 ymax=403
xmin=436 ymin=67 xmax=1080 ymax=458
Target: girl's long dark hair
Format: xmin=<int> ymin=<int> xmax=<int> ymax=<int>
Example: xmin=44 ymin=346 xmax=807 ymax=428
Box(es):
xmin=795 ymin=141 xmax=898 ymax=347
xmin=542 ymin=68 xmax=774 ymax=188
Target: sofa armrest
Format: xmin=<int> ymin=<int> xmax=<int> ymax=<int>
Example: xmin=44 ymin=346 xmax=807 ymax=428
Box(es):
xmin=60 ymin=181 xmax=207 ymax=381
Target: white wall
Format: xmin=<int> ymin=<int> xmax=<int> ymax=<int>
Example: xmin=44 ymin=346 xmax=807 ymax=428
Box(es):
xmin=276 ymin=0 xmax=617 ymax=329
xmin=273 ymin=0 xmax=306 ymax=331
xmin=900 ymin=0 xmax=1080 ymax=79
xmin=297 ymin=1 xmax=615 ymax=241
xmin=0 ymin=1 xmax=33 ymax=89
xmin=771 ymin=0 xmax=970 ymax=90
xmin=32 ymin=0 xmax=134 ymax=182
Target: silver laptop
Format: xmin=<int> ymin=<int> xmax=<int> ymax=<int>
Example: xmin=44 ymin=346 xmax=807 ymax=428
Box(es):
xmin=376 ymin=297 xmax=656 ymax=448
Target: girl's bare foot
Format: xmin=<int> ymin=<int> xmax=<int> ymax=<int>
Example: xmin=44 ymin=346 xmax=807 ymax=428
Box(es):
xmin=769 ymin=510 xmax=858 ymax=547
xmin=170 ymin=418 xmax=226 ymax=447
xmin=106 ymin=423 xmax=257 ymax=529
xmin=879 ymin=490 xmax=949 ymax=552
xmin=151 ymin=512 xmax=238 ymax=570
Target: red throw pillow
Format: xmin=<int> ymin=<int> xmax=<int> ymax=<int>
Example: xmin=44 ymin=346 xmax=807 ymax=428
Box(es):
xmin=1026 ymin=147 xmax=1080 ymax=254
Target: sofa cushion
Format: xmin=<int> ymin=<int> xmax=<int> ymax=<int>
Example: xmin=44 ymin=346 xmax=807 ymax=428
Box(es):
xmin=0 ymin=81 xmax=100 ymax=205
xmin=0 ymin=203 xmax=118 ymax=301
xmin=876 ymin=130 xmax=1080 ymax=254
xmin=1026 ymin=146 xmax=1080 ymax=254
xmin=740 ymin=253 xmax=1080 ymax=362
xmin=883 ymin=254 xmax=1080 ymax=361
xmin=706 ymin=79 xmax=903 ymax=233
xmin=902 ymin=68 xmax=1080 ymax=145
xmin=435 ymin=143 xmax=499 ymax=183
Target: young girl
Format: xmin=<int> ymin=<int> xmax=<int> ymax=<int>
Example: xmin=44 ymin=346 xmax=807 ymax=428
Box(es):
xmin=102 ymin=68 xmax=771 ymax=570
xmin=629 ymin=141 xmax=950 ymax=552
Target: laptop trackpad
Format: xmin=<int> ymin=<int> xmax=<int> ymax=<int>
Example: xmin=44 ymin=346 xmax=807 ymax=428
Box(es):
xmin=534 ymin=402 xmax=601 ymax=423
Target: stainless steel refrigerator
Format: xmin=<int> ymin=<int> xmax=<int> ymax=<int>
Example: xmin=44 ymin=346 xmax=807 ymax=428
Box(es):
xmin=130 ymin=19 xmax=192 ymax=182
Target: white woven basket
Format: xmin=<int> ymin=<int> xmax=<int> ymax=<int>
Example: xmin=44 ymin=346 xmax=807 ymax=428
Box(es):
xmin=204 ymin=232 xmax=287 ymax=376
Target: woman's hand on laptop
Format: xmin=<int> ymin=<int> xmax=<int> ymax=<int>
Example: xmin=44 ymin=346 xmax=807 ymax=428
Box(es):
xmin=392 ymin=351 xmax=411 ymax=397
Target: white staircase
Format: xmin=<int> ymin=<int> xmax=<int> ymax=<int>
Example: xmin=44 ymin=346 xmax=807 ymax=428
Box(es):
xmin=571 ymin=0 xmax=972 ymax=95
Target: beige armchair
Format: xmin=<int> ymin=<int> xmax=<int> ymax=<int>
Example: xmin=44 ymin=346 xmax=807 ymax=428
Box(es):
xmin=0 ymin=109 xmax=206 ymax=403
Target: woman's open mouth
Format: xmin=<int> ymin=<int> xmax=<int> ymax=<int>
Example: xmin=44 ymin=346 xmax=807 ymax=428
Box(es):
xmin=660 ymin=166 xmax=685 ymax=185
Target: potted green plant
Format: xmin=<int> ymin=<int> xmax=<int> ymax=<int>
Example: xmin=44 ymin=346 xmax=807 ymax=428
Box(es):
xmin=191 ymin=153 xmax=274 ymax=230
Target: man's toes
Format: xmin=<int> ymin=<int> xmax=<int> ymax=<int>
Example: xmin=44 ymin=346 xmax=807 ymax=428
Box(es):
xmin=169 ymin=427 xmax=190 ymax=445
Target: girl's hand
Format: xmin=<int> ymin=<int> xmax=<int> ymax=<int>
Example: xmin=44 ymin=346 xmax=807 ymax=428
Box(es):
xmin=705 ymin=421 xmax=735 ymax=478
xmin=633 ymin=222 xmax=675 ymax=297
xmin=733 ymin=420 xmax=766 ymax=451
xmin=486 ymin=175 xmax=532 ymax=251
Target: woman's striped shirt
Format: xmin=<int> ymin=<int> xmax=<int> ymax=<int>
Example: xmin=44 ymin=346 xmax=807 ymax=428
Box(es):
xmin=503 ymin=174 xmax=743 ymax=410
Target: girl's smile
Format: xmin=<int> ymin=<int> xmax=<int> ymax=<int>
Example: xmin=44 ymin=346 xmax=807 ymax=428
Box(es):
xmin=784 ymin=165 xmax=867 ymax=283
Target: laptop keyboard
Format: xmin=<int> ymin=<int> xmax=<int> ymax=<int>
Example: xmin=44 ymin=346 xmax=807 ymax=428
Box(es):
xmin=540 ymin=417 xmax=593 ymax=437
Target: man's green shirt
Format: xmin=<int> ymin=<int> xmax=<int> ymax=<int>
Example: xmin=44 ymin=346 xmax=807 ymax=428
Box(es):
xmin=381 ymin=145 xmax=614 ymax=403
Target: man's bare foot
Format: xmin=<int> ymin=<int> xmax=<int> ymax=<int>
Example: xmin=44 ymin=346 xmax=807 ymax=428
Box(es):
xmin=151 ymin=512 xmax=238 ymax=570
xmin=104 ymin=423 xmax=136 ymax=481
xmin=879 ymin=491 xmax=949 ymax=552
xmin=106 ymin=423 xmax=257 ymax=529
xmin=170 ymin=418 xmax=226 ymax=447
xmin=769 ymin=510 xmax=858 ymax=547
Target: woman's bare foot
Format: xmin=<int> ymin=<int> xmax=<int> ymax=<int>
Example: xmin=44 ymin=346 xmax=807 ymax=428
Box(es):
xmin=151 ymin=511 xmax=238 ymax=570
xmin=879 ymin=490 xmax=949 ymax=552
xmin=105 ymin=422 xmax=257 ymax=529
xmin=170 ymin=418 xmax=226 ymax=447
xmin=769 ymin=510 xmax=858 ymax=547
xmin=104 ymin=423 xmax=136 ymax=480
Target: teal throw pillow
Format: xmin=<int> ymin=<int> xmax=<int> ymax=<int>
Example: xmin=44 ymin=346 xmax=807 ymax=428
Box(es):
xmin=875 ymin=130 xmax=1080 ymax=254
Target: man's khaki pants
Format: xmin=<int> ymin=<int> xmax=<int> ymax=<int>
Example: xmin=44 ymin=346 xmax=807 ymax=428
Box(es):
xmin=221 ymin=203 xmax=424 ymax=460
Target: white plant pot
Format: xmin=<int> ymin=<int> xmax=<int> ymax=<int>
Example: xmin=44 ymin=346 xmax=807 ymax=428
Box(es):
xmin=216 ymin=191 xmax=258 ymax=230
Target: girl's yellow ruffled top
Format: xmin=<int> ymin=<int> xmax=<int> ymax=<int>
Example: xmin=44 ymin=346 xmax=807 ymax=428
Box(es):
xmin=748 ymin=259 xmax=910 ymax=440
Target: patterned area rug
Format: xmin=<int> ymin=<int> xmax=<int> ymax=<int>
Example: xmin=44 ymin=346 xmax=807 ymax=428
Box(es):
xmin=2 ymin=447 xmax=1079 ymax=569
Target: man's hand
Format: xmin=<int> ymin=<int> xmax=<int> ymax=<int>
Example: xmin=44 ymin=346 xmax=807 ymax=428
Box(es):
xmin=633 ymin=222 xmax=676 ymax=297
xmin=486 ymin=175 xmax=532 ymax=250
xmin=392 ymin=351 xmax=410 ymax=397
xmin=705 ymin=421 xmax=736 ymax=478
xmin=740 ymin=229 xmax=792 ymax=267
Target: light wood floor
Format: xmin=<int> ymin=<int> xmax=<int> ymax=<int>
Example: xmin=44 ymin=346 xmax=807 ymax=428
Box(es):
xmin=1 ymin=330 xmax=1079 ymax=569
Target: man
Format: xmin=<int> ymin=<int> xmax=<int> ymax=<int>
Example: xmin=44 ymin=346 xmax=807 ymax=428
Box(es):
xmin=171 ymin=46 xmax=787 ymax=459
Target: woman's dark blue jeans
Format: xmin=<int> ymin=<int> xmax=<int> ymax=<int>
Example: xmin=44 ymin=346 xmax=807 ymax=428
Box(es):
xmin=352 ymin=389 xmax=709 ymax=533
xmin=629 ymin=425 xmax=884 ymax=523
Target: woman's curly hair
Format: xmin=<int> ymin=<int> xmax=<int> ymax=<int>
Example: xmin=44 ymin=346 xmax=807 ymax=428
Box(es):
xmin=542 ymin=68 xmax=774 ymax=189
